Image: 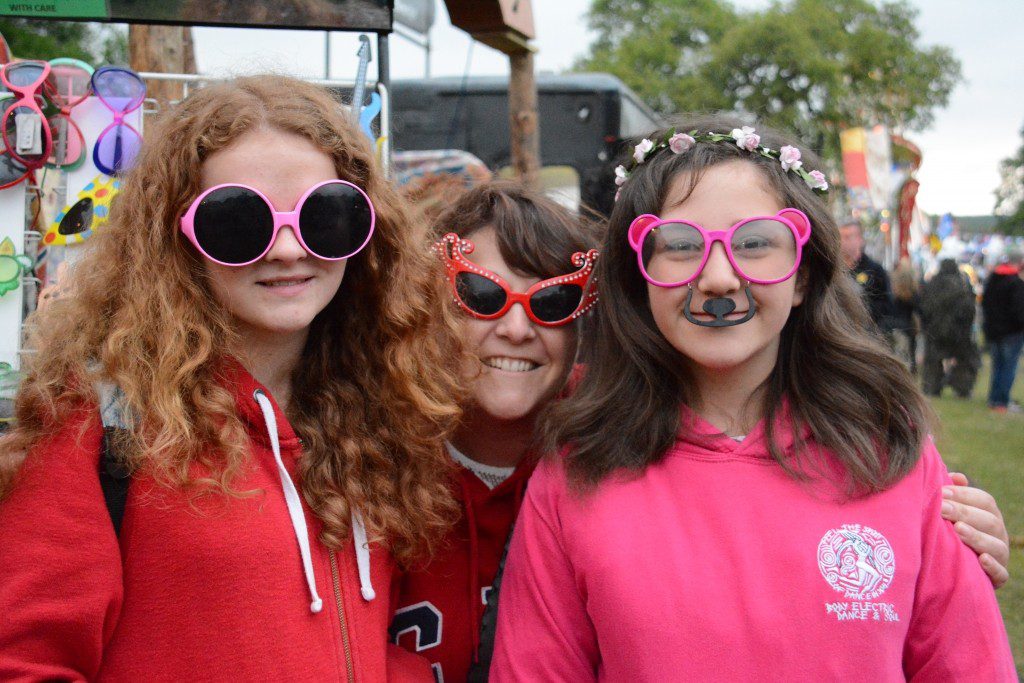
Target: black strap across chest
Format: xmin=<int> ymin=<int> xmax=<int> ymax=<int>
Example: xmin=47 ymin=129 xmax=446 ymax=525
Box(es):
xmin=98 ymin=426 xmax=131 ymax=536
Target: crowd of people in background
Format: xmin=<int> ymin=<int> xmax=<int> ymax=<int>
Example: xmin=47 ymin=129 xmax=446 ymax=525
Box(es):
xmin=841 ymin=220 xmax=1024 ymax=413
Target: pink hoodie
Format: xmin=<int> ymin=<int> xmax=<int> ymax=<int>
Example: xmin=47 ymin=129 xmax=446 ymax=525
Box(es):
xmin=491 ymin=408 xmax=1016 ymax=681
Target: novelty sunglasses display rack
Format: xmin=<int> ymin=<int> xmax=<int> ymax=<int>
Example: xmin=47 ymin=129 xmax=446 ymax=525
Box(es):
xmin=0 ymin=56 xmax=147 ymax=378
xmin=0 ymin=171 xmax=30 ymax=382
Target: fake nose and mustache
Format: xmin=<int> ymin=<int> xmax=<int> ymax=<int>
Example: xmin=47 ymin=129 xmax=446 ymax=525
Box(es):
xmin=682 ymin=286 xmax=757 ymax=327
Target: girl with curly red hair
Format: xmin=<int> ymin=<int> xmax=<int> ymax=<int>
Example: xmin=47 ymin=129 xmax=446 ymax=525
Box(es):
xmin=0 ymin=75 xmax=462 ymax=681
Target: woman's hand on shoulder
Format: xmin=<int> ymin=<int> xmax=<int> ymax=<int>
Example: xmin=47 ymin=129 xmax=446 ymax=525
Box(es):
xmin=941 ymin=472 xmax=1010 ymax=589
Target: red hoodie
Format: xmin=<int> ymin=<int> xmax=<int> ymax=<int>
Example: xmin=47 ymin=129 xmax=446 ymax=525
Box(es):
xmin=392 ymin=452 xmax=533 ymax=682
xmin=0 ymin=364 xmax=430 ymax=682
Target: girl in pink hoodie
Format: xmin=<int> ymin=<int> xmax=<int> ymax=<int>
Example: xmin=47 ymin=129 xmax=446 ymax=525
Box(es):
xmin=491 ymin=117 xmax=1017 ymax=681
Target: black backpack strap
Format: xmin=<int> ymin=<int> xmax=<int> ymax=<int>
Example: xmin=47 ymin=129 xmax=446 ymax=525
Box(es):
xmin=466 ymin=521 xmax=515 ymax=683
xmin=99 ymin=427 xmax=131 ymax=536
xmin=95 ymin=380 xmax=132 ymax=536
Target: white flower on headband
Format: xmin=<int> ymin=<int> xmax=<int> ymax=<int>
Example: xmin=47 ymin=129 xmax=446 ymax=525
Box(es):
xmin=806 ymin=170 xmax=829 ymax=191
xmin=614 ymin=165 xmax=629 ymax=186
xmin=779 ymin=145 xmax=802 ymax=171
xmin=633 ymin=138 xmax=654 ymax=163
xmin=731 ymin=126 xmax=760 ymax=151
xmin=669 ymin=132 xmax=696 ymax=154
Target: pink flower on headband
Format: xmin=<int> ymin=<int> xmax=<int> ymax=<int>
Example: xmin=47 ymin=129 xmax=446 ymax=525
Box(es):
xmin=807 ymin=170 xmax=829 ymax=191
xmin=633 ymin=138 xmax=654 ymax=163
xmin=731 ymin=126 xmax=760 ymax=151
xmin=669 ymin=132 xmax=696 ymax=154
xmin=779 ymin=145 xmax=802 ymax=171
xmin=614 ymin=165 xmax=629 ymax=186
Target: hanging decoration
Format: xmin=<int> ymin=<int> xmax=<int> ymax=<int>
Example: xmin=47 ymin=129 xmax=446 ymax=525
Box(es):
xmin=42 ymin=174 xmax=121 ymax=246
xmin=0 ymin=237 xmax=33 ymax=296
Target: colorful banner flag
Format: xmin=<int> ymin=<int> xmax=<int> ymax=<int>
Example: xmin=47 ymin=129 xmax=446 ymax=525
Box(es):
xmin=864 ymin=125 xmax=893 ymax=211
xmin=897 ymin=178 xmax=919 ymax=260
xmin=937 ymin=213 xmax=955 ymax=240
xmin=840 ymin=127 xmax=870 ymax=210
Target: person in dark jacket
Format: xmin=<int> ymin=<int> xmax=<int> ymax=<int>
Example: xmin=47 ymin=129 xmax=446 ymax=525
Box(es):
xmin=981 ymin=250 xmax=1024 ymax=412
xmin=891 ymin=259 xmax=922 ymax=373
xmin=920 ymin=259 xmax=980 ymax=398
xmin=839 ymin=221 xmax=896 ymax=334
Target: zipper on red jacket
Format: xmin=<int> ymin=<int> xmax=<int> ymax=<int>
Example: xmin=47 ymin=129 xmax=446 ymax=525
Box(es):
xmin=329 ymin=549 xmax=356 ymax=683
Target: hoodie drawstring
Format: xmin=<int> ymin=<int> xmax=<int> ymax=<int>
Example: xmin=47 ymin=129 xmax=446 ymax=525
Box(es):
xmin=254 ymin=389 xmax=375 ymax=609
xmin=254 ymin=390 xmax=324 ymax=614
xmin=351 ymin=508 xmax=376 ymax=601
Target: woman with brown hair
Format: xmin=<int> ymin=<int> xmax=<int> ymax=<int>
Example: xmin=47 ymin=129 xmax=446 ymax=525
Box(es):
xmin=491 ymin=119 xmax=1015 ymax=680
xmin=0 ymin=75 xmax=460 ymax=680
xmin=392 ymin=182 xmax=600 ymax=682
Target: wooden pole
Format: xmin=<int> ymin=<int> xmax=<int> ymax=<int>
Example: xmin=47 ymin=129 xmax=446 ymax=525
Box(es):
xmin=444 ymin=0 xmax=539 ymax=188
xmin=128 ymin=24 xmax=196 ymax=105
xmin=508 ymin=49 xmax=540 ymax=189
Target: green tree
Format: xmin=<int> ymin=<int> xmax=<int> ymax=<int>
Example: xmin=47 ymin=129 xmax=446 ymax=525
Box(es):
xmin=994 ymin=124 xmax=1024 ymax=236
xmin=577 ymin=0 xmax=737 ymax=114
xmin=0 ymin=18 xmax=128 ymax=65
xmin=575 ymin=0 xmax=961 ymax=163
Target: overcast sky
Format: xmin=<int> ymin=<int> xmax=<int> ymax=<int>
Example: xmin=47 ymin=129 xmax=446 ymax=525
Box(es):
xmin=191 ymin=0 xmax=1024 ymax=217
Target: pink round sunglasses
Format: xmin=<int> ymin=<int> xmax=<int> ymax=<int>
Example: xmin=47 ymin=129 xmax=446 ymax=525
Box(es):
xmin=180 ymin=179 xmax=376 ymax=267
xmin=627 ymin=208 xmax=812 ymax=287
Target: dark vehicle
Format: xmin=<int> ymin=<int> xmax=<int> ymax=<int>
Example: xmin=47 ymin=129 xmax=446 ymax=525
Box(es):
xmin=391 ymin=72 xmax=664 ymax=215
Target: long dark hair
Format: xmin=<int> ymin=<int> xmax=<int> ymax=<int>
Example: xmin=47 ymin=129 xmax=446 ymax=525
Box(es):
xmin=543 ymin=116 xmax=932 ymax=494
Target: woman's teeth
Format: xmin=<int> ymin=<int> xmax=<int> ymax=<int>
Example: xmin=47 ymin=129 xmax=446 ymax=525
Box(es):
xmin=484 ymin=357 xmax=539 ymax=372
xmin=260 ymin=278 xmax=310 ymax=287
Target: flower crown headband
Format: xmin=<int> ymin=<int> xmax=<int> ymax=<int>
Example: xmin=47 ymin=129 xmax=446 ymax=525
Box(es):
xmin=614 ymin=126 xmax=829 ymax=201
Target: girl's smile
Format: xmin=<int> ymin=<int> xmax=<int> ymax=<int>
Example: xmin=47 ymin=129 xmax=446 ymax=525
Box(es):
xmin=460 ymin=227 xmax=576 ymax=424
xmin=482 ymin=356 xmax=542 ymax=373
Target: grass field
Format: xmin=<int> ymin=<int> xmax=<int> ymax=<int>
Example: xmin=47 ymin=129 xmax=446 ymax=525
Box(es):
xmin=928 ymin=352 xmax=1023 ymax=675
